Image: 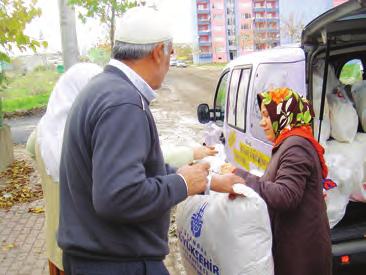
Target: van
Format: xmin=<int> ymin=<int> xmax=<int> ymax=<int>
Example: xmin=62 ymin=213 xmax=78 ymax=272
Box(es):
xmin=197 ymin=1 xmax=366 ymax=274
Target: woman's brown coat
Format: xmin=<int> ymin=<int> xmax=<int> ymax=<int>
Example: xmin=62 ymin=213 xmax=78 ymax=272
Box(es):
xmin=240 ymin=136 xmax=332 ymax=275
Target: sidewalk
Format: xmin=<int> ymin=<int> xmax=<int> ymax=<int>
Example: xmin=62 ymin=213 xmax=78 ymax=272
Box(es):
xmin=0 ymin=199 xmax=48 ymax=275
xmin=0 ymin=145 xmax=186 ymax=275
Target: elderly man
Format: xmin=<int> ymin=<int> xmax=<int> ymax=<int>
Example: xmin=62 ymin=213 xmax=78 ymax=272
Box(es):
xmin=58 ymin=7 xmax=242 ymax=274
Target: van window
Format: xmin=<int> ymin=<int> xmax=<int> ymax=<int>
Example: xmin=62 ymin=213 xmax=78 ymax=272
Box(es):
xmin=227 ymin=69 xmax=241 ymax=126
xmin=214 ymin=71 xmax=229 ymax=123
xmin=236 ymin=69 xmax=251 ymax=130
xmin=340 ymin=59 xmax=364 ymax=85
xmin=250 ymin=61 xmax=306 ymax=142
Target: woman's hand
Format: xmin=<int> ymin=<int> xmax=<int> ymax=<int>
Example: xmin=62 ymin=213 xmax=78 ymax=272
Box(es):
xmin=193 ymin=146 xmax=218 ymax=160
xmin=210 ymin=173 xmax=245 ymax=194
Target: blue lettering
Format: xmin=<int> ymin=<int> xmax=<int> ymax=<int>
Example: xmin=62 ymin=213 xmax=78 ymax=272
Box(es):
xmin=213 ymin=265 xmax=220 ymax=275
xmin=199 ymin=254 xmax=204 ymax=265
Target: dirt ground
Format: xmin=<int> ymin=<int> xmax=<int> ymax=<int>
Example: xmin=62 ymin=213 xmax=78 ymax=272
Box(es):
xmin=1 ymin=65 xmax=223 ymax=274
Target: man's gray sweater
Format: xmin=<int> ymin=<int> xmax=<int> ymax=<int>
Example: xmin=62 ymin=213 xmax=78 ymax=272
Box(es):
xmin=57 ymin=65 xmax=188 ymax=260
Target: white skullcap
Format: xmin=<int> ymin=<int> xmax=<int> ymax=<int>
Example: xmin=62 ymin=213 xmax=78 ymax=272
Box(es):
xmin=115 ymin=7 xmax=173 ymax=44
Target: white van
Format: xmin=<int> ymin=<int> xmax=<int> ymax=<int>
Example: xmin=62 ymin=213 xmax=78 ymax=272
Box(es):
xmin=197 ymin=1 xmax=366 ymax=274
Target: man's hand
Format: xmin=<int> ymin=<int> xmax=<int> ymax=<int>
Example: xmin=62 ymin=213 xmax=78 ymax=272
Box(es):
xmin=177 ymin=162 xmax=210 ymax=196
xmin=193 ymin=146 xmax=218 ymax=160
xmin=211 ymin=173 xmax=245 ymax=194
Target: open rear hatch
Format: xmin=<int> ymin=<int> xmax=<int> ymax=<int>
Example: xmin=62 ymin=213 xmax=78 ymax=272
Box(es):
xmin=301 ymin=0 xmax=366 ymax=100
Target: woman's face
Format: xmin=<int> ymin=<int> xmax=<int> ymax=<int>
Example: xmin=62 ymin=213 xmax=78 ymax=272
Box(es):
xmin=260 ymin=102 xmax=276 ymax=142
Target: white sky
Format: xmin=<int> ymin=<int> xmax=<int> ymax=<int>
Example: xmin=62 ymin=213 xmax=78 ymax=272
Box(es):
xmin=23 ymin=0 xmax=193 ymax=55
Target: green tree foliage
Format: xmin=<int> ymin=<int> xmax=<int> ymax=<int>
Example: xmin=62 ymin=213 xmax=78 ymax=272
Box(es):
xmin=68 ymin=0 xmax=138 ymax=49
xmin=0 ymin=0 xmax=47 ymax=63
xmin=174 ymin=44 xmax=193 ymax=61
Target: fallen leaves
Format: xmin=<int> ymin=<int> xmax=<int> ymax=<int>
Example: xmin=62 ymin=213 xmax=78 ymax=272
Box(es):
xmin=28 ymin=207 xmax=44 ymax=214
xmin=0 ymin=160 xmax=43 ymax=208
xmin=2 ymin=243 xmax=16 ymax=251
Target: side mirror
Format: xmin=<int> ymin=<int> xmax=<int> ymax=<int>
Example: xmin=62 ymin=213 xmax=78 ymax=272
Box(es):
xmin=197 ymin=103 xmax=211 ymax=124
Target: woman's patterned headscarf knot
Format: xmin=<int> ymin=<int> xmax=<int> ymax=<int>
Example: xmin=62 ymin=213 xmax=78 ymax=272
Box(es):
xmin=257 ymin=87 xmax=315 ymax=137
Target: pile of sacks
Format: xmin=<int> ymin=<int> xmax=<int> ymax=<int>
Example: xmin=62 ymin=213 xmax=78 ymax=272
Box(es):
xmin=312 ymin=60 xmax=366 ymax=228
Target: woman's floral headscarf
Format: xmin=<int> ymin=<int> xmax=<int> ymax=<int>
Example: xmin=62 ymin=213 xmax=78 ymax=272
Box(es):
xmin=257 ymin=87 xmax=315 ymax=137
xmin=257 ymin=87 xmax=329 ymax=181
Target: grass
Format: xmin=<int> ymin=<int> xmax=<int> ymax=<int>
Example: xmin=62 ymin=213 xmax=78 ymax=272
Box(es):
xmin=0 ymin=69 xmax=60 ymax=113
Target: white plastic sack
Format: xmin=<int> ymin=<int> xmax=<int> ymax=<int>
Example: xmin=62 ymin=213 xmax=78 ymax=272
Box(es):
xmin=326 ymin=140 xmax=365 ymax=197
xmin=203 ymin=122 xmax=224 ymax=146
xmin=176 ymin=184 xmax=274 ymax=275
xmin=351 ymin=80 xmax=366 ymax=132
xmin=325 ymin=187 xmax=349 ymax=229
xmin=327 ymin=90 xmax=358 ymax=143
xmin=313 ymin=119 xmax=331 ymax=148
xmin=350 ymin=133 xmax=366 ymax=202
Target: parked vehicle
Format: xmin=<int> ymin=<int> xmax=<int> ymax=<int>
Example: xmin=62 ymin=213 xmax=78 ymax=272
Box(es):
xmin=176 ymin=60 xmax=187 ymax=68
xmin=170 ymin=59 xmax=177 ymax=66
xmin=197 ymin=1 xmax=366 ymax=274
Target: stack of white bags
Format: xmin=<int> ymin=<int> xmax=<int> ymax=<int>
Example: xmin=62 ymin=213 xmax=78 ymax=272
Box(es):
xmin=312 ymin=60 xmax=366 ymax=228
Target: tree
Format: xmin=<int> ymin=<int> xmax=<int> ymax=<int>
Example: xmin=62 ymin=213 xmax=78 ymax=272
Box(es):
xmin=281 ymin=13 xmax=305 ymax=44
xmin=68 ymin=0 xmax=139 ymax=50
xmin=0 ymin=0 xmax=47 ymax=82
xmin=58 ymin=0 xmax=79 ymax=70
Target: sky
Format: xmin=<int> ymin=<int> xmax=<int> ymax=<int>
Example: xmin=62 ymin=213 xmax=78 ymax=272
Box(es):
xmin=24 ymin=0 xmax=194 ymax=55
xmin=23 ymin=0 xmax=336 ymax=55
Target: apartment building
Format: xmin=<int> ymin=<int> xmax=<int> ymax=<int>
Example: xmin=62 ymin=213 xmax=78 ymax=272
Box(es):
xmin=334 ymin=0 xmax=349 ymax=6
xmin=193 ymin=0 xmax=280 ymax=64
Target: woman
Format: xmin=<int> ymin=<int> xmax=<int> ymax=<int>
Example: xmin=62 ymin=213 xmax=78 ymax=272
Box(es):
xmin=239 ymin=88 xmax=332 ymax=275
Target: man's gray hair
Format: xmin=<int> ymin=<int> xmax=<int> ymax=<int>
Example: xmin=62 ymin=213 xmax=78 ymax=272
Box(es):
xmin=112 ymin=40 xmax=172 ymax=60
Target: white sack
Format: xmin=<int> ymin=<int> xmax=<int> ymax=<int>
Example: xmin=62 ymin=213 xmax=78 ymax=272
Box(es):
xmin=325 ymin=187 xmax=349 ymax=229
xmin=313 ymin=119 xmax=331 ymax=148
xmin=326 ymin=140 xmax=364 ymax=197
xmin=176 ymin=184 xmax=274 ymax=275
xmin=351 ymin=80 xmax=366 ymax=132
xmin=327 ymin=90 xmax=358 ymax=143
xmin=349 ymin=133 xmax=366 ymax=202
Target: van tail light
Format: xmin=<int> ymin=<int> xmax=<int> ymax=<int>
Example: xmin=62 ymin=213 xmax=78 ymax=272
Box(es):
xmin=340 ymin=255 xmax=350 ymax=265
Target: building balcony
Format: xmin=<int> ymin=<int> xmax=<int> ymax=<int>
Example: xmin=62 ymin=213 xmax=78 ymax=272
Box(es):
xmin=254 ymin=17 xmax=280 ymax=23
xmin=254 ymin=28 xmax=279 ymax=33
xmin=197 ymin=8 xmax=210 ymax=14
xmin=197 ymin=0 xmax=208 ymax=3
xmin=199 ymin=53 xmax=213 ymax=59
xmin=266 ymin=7 xmax=279 ymax=12
xmin=199 ymin=40 xmax=212 ymax=46
xmin=253 ymin=7 xmax=266 ymax=12
xmin=198 ymin=29 xmax=211 ymax=35
xmin=197 ymin=18 xmax=210 ymax=25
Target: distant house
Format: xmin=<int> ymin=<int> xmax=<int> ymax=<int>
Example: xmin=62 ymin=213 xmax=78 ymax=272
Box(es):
xmin=11 ymin=53 xmax=62 ymax=73
xmin=0 ymin=61 xmax=13 ymax=73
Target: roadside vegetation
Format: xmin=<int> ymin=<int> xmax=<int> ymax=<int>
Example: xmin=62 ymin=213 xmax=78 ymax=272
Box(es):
xmin=0 ymin=67 xmax=60 ymax=113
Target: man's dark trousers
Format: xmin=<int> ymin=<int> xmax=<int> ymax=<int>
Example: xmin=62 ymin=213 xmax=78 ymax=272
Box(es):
xmin=63 ymin=253 xmax=170 ymax=275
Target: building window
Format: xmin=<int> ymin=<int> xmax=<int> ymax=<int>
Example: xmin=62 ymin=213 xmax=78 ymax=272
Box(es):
xmin=213 ymin=14 xmax=223 ymax=20
xmin=215 ymin=47 xmax=225 ymax=53
xmin=213 ymin=25 xmax=223 ymax=31
xmin=241 ymin=13 xmax=251 ymax=19
xmin=214 ymin=37 xmax=225 ymax=42
xmin=212 ymin=3 xmax=223 ymax=9
xmin=240 ymin=24 xmax=251 ymax=30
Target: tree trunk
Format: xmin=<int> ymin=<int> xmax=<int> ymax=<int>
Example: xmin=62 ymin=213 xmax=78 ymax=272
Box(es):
xmin=58 ymin=0 xmax=79 ymax=70
xmin=110 ymin=6 xmax=116 ymax=51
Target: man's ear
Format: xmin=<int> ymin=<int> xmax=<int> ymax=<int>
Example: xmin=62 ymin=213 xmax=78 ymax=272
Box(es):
xmin=151 ymin=43 xmax=164 ymax=64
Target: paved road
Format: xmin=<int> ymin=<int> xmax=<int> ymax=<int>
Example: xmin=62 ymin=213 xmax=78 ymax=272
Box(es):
xmin=4 ymin=114 xmax=42 ymax=145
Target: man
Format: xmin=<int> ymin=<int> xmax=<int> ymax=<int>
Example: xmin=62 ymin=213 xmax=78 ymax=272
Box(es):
xmin=58 ymin=7 xmax=242 ymax=274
